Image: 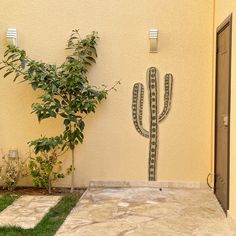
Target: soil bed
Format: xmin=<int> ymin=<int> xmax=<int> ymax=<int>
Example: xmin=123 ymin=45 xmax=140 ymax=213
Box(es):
xmin=0 ymin=186 xmax=86 ymax=196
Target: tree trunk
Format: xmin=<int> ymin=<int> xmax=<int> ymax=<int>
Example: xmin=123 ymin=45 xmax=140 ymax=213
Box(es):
xmin=48 ymin=175 xmax=52 ymax=194
xmin=70 ymin=148 xmax=75 ymax=193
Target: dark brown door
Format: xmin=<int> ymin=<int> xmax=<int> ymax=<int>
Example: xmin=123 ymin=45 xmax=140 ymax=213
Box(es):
xmin=214 ymin=15 xmax=232 ymax=213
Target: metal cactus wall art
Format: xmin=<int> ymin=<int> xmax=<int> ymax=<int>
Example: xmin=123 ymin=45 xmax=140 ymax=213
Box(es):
xmin=132 ymin=67 xmax=173 ymax=181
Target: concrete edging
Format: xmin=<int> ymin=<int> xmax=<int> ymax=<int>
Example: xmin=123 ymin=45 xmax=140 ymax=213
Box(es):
xmin=89 ymin=180 xmax=209 ymax=189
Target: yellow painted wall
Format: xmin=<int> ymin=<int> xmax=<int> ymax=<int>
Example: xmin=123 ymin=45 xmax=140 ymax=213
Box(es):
xmin=215 ymin=0 xmax=236 ymax=219
xmin=0 ymin=0 xmax=213 ymax=187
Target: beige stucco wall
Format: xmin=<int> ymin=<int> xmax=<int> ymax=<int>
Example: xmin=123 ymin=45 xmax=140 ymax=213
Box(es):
xmin=215 ymin=0 xmax=236 ymax=219
xmin=0 ymin=0 xmax=213 ymax=188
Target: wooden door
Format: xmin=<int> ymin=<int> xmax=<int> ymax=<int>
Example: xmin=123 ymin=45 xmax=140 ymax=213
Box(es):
xmin=214 ymin=15 xmax=232 ymax=213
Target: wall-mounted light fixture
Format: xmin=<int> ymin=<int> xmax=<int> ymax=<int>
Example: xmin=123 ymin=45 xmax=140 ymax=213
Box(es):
xmin=6 ymin=28 xmax=17 ymax=46
xmin=149 ymin=29 xmax=158 ymax=53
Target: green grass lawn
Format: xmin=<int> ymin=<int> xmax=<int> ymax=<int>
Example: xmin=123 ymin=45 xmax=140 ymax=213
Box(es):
xmin=0 ymin=194 xmax=80 ymax=236
xmin=0 ymin=194 xmax=19 ymax=212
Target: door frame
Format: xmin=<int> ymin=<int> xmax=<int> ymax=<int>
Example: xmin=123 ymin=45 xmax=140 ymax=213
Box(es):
xmin=214 ymin=14 xmax=232 ymax=213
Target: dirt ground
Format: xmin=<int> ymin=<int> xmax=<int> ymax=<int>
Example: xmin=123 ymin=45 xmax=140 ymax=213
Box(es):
xmin=0 ymin=186 xmax=86 ymax=196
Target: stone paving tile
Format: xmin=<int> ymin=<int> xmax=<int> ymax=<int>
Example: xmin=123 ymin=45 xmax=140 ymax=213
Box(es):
xmin=0 ymin=195 xmax=61 ymax=229
xmin=56 ymin=188 xmax=236 ymax=236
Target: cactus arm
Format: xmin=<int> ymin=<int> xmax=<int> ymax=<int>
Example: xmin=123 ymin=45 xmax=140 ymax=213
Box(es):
xmin=159 ymin=73 xmax=173 ymax=122
xmin=147 ymin=67 xmax=159 ymax=181
xmin=132 ymin=83 xmax=149 ymax=138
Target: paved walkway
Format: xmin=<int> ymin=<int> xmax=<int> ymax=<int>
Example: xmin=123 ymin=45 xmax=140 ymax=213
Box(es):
xmin=0 ymin=195 xmax=61 ymax=229
xmin=56 ymin=187 xmax=236 ymax=236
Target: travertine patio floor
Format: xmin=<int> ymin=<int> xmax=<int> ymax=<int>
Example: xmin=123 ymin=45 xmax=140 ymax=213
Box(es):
xmin=56 ymin=187 xmax=236 ymax=236
xmin=0 ymin=195 xmax=61 ymax=229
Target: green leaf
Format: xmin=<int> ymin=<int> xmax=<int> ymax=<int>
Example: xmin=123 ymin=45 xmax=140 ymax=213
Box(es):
xmin=20 ymin=60 xmax=26 ymax=69
xmin=49 ymin=110 xmax=56 ymax=118
xmin=31 ymin=82 xmax=38 ymax=90
xmin=86 ymin=57 xmax=96 ymax=63
xmin=77 ymin=135 xmax=83 ymax=143
xmin=79 ymin=121 xmax=85 ymax=131
xmin=51 ymin=83 xmax=58 ymax=93
xmin=64 ymin=119 xmax=70 ymax=126
xmin=69 ymin=116 xmax=77 ymax=123
xmin=60 ymin=113 xmax=68 ymax=119
xmin=54 ymin=98 xmax=61 ymax=107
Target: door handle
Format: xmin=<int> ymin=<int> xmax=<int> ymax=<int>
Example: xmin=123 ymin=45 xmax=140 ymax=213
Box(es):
xmin=222 ymin=115 xmax=229 ymax=127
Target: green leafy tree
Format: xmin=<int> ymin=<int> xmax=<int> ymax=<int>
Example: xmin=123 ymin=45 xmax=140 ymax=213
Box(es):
xmin=0 ymin=29 xmax=120 ymax=192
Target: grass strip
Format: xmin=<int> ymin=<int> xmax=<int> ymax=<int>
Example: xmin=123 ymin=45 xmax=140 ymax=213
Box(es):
xmin=0 ymin=194 xmax=19 ymax=212
xmin=0 ymin=194 xmax=80 ymax=236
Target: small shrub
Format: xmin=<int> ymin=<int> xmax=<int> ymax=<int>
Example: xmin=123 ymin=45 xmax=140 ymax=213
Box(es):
xmin=28 ymin=136 xmax=71 ymax=194
xmin=0 ymin=151 xmax=28 ymax=191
